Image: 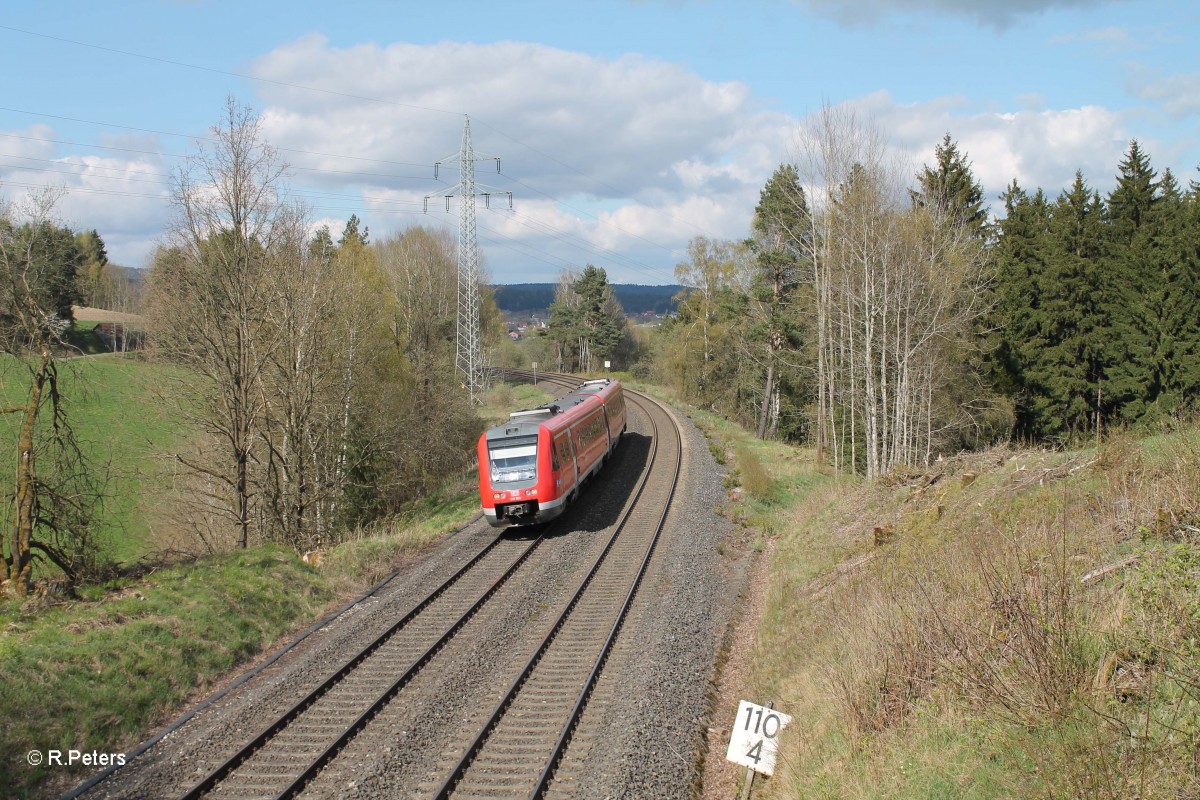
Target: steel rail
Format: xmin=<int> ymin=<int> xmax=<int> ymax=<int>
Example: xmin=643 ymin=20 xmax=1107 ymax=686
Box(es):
xmin=529 ymin=391 xmax=681 ymax=798
xmin=179 ymin=528 xmax=545 ymax=799
xmin=431 ymin=389 xmax=680 ymax=799
xmin=183 ymin=369 xmax=638 ymax=799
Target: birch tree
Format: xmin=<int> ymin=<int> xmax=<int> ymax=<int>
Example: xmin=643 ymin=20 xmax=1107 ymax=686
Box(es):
xmin=792 ymin=108 xmax=991 ymax=476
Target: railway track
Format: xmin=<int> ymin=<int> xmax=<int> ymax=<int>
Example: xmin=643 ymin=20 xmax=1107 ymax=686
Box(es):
xmin=180 ymin=532 xmax=545 ymax=799
xmin=425 ymin=374 xmax=682 ymax=799
xmin=172 ymin=372 xmax=683 ymax=799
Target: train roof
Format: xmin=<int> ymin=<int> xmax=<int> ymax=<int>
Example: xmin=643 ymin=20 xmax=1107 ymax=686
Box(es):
xmin=567 ymin=378 xmax=616 ymax=396
xmin=484 ymin=390 xmax=602 ymax=442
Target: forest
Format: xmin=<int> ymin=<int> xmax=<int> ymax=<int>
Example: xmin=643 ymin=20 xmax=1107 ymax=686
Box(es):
xmin=649 ymin=107 xmax=1199 ymax=478
xmin=3 ymin=99 xmax=1198 ymax=595
xmin=0 ymin=101 xmax=493 ymax=597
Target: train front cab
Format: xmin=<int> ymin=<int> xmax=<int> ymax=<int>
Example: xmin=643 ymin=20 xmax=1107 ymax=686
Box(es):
xmin=480 ymin=398 xmax=602 ymax=528
xmin=480 ymin=382 xmax=624 ymax=529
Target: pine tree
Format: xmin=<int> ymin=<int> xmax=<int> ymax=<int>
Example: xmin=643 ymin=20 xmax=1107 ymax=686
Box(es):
xmin=1142 ymin=167 xmax=1200 ymax=414
xmin=73 ymin=229 xmax=109 ymax=307
xmin=339 ymin=214 xmax=369 ymax=247
xmin=547 ymin=265 xmax=626 ymax=372
xmin=989 ymin=181 xmax=1053 ymax=438
xmin=1107 ymin=140 xmax=1157 ymax=245
xmin=749 ymin=164 xmax=810 ymax=439
xmin=1025 ymin=172 xmax=1107 ymax=437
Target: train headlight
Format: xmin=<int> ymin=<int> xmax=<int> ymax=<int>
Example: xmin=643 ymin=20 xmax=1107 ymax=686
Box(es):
xmin=529 ymin=489 xmax=538 ymax=496
xmin=493 ymin=493 xmax=503 ymax=500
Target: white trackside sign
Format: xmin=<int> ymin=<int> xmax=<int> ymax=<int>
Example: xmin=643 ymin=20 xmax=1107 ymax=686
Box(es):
xmin=726 ymin=700 xmax=792 ymax=776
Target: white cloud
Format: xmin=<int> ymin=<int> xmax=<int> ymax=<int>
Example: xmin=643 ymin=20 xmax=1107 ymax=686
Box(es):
xmin=1130 ymin=71 xmax=1200 ymax=118
xmin=250 ymin=35 xmax=762 ymax=201
xmin=837 ymin=91 xmax=1134 ymax=206
xmin=236 ymin=36 xmax=1169 ymax=280
xmin=0 ymin=127 xmax=172 ymax=266
xmin=247 ymin=35 xmax=778 ymax=281
xmin=6 ymin=35 xmax=1159 ymax=280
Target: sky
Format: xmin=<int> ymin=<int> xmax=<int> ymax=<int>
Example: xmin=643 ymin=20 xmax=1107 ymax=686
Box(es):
xmin=1 ymin=0 xmax=1197 ymax=285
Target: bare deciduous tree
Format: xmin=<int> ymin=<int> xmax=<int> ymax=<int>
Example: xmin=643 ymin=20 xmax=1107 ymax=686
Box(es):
xmin=0 ymin=190 xmax=103 ymax=595
xmin=149 ymin=98 xmax=294 ymax=549
xmin=793 ymin=105 xmax=991 ymax=477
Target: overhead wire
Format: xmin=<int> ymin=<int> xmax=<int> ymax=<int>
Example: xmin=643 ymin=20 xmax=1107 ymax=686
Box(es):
xmin=0 ymin=24 xmax=724 ymax=277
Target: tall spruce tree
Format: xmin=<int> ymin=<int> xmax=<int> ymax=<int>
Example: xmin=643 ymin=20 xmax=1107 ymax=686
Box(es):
xmin=1026 ymin=172 xmax=1108 ymax=437
xmin=913 ymin=133 xmax=988 ymax=240
xmin=1103 ymin=140 xmax=1161 ymax=423
xmin=1141 ymin=167 xmax=1200 ymax=414
xmin=989 ymin=181 xmax=1053 ymax=438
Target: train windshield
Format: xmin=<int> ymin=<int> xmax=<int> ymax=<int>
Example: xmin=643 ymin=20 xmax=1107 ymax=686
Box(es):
xmin=488 ymin=436 xmax=538 ymax=483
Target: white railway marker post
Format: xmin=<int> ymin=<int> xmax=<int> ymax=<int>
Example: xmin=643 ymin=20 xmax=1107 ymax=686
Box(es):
xmin=727 ymin=699 xmax=792 ymax=778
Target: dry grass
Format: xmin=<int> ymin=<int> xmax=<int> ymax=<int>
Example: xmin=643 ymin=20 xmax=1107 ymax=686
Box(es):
xmin=747 ymin=430 xmax=1200 ymax=799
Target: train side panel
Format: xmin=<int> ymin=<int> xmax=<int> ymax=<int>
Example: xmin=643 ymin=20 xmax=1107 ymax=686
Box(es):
xmin=566 ymin=404 xmax=609 ymax=484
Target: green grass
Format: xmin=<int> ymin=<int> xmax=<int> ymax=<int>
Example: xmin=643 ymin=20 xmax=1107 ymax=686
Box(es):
xmin=0 ymin=365 xmax=525 ymax=797
xmin=479 ymin=380 xmax=557 ymax=426
xmin=0 ymin=451 xmax=486 ymax=799
xmin=62 ymin=321 xmax=108 ymax=356
xmin=0 ymin=546 xmax=332 ymax=798
xmin=0 ymin=354 xmax=197 ymax=568
xmin=323 ymin=472 xmax=482 ymax=590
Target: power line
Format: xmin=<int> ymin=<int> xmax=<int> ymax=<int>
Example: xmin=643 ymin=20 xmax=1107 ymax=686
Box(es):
xmin=1 ymin=24 xmax=726 ymax=272
xmin=0 ymin=25 xmax=461 ymax=119
xmin=0 ymin=106 xmax=442 ymax=171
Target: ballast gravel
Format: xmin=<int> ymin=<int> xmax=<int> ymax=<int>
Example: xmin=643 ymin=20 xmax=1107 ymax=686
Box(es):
xmin=74 ymin=392 xmax=748 ymax=800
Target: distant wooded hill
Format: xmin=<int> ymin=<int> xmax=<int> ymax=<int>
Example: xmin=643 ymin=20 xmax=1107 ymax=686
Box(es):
xmin=493 ymin=283 xmax=682 ymax=316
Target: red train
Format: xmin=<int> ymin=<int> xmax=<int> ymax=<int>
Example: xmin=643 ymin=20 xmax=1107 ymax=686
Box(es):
xmin=479 ymin=379 xmax=628 ymax=527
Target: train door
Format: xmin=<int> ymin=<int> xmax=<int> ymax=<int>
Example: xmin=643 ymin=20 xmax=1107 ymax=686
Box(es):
xmin=554 ymin=433 xmax=577 ymax=494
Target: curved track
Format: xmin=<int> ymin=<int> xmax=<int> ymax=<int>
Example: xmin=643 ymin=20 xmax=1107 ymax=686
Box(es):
xmin=426 ymin=373 xmax=682 ymax=799
xmin=172 ymin=372 xmax=683 ymax=800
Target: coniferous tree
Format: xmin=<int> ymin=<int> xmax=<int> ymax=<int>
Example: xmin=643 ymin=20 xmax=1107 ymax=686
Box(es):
xmin=1104 ymin=140 xmax=1161 ymax=423
xmin=547 ymin=265 xmax=627 ymax=372
xmin=989 ymin=181 xmax=1053 ymax=438
xmin=913 ymin=133 xmax=988 ymax=240
xmin=339 ymin=214 xmax=369 ymax=247
xmin=1028 ymin=172 xmax=1108 ymax=437
xmin=749 ymin=164 xmax=811 ymax=439
xmin=73 ymin=229 xmax=109 ymax=308
xmin=1141 ymin=167 xmax=1200 ymax=414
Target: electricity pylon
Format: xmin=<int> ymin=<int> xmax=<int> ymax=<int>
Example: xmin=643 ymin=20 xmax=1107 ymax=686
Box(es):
xmin=425 ymin=116 xmax=511 ymax=404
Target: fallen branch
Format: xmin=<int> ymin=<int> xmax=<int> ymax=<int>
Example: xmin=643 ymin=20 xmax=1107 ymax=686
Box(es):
xmin=1080 ymin=555 xmax=1140 ymax=585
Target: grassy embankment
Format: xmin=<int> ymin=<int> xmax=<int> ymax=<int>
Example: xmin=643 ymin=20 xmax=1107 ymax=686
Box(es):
xmin=631 ymin=375 xmax=1198 ymax=797
xmin=0 ymin=366 xmax=553 ymax=798
xmin=697 ymin=413 xmax=1200 ymax=798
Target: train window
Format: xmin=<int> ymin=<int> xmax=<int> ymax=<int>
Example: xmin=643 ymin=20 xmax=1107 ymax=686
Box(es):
xmin=556 ymin=436 xmax=573 ymax=469
xmin=488 ymin=438 xmax=538 ymax=483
